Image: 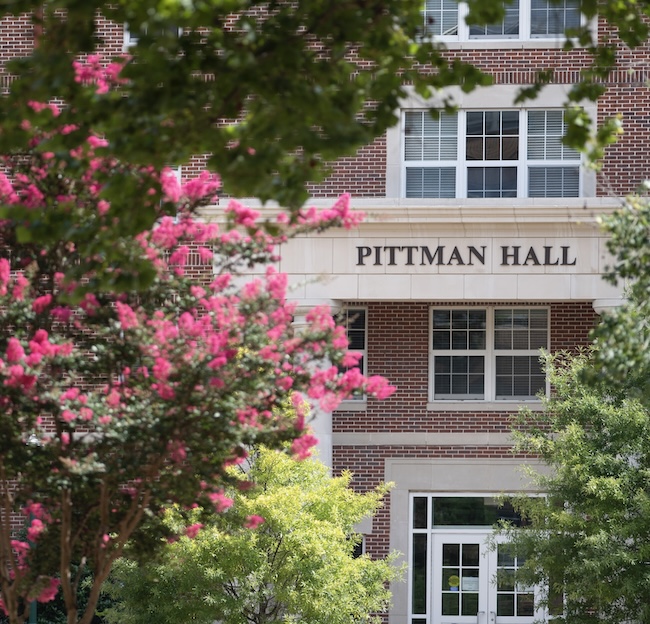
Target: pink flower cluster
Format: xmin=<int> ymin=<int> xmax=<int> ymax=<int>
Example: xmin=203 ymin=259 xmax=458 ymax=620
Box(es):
xmin=72 ymin=54 xmax=129 ymax=95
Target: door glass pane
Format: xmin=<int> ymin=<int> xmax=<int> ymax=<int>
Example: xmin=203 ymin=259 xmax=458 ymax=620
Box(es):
xmin=462 ymin=592 xmax=479 ymax=615
xmin=443 ymin=543 xmax=460 ymax=566
xmin=441 ymin=542 xmax=480 ymax=618
xmin=412 ymin=534 xmax=428 ymax=614
xmin=462 ymin=544 xmax=479 ymax=566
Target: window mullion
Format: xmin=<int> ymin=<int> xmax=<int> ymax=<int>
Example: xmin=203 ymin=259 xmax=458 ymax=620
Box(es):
xmin=458 ymin=111 xmax=468 ymax=198
xmin=520 ymin=109 xmax=528 ymax=198
xmin=520 ymin=0 xmax=532 ymax=39
xmin=486 ymin=307 xmax=495 ymax=402
xmin=458 ymin=2 xmax=470 ymax=41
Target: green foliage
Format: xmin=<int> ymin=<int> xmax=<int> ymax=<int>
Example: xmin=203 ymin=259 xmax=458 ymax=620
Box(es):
xmin=590 ymin=196 xmax=650 ymax=400
xmin=506 ymin=351 xmax=650 ymax=624
xmin=104 ymin=447 xmax=401 ymax=624
xmin=0 ymin=0 xmax=490 ymax=210
xmin=0 ymin=0 xmax=644 ymax=213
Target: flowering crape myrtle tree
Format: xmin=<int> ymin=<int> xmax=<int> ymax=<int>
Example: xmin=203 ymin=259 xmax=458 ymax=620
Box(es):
xmin=0 ymin=63 xmax=394 ymax=624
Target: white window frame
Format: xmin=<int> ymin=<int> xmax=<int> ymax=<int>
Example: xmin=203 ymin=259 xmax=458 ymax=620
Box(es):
xmin=123 ymin=24 xmax=182 ymax=49
xmin=403 ymin=109 xmax=582 ymax=199
xmin=428 ymin=307 xmax=550 ymax=403
xmin=422 ymin=0 xmax=583 ymax=43
xmin=408 ymin=493 xmax=546 ymax=624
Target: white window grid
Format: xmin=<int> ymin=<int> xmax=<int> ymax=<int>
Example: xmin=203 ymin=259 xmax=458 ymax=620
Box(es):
xmin=422 ymin=0 xmax=581 ymax=42
xmin=428 ymin=307 xmax=550 ymax=402
xmin=124 ymin=24 xmax=182 ymax=49
xmin=403 ymin=110 xmax=581 ymax=199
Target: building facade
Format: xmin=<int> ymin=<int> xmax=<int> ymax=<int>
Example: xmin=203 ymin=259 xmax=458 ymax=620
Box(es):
xmin=1 ymin=5 xmax=646 ymax=624
xmin=266 ymin=7 xmax=643 ymax=624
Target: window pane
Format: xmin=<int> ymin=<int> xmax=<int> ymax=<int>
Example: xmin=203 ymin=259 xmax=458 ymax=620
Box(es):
xmin=517 ymin=594 xmax=535 ymax=616
xmin=412 ymin=534 xmax=428 ymax=614
xmin=442 ymin=593 xmax=459 ymax=616
xmin=423 ymin=0 xmax=459 ymax=36
xmin=469 ymin=310 xmax=486 ymax=328
xmin=435 ymin=374 xmax=451 ymax=394
xmin=413 ymin=497 xmax=428 ymax=529
xmin=433 ymin=330 xmax=451 ymax=349
xmin=443 ymin=543 xmax=460 ymax=566
xmin=452 ymin=330 xmax=468 ymax=349
xmin=498 ymin=594 xmax=515 ymax=616
xmin=529 ymin=166 xmax=579 ymax=197
xmin=531 ymin=0 xmax=581 ymax=36
xmin=433 ymin=310 xmax=451 ymax=328
xmin=406 ymin=167 xmax=457 ymax=198
xmin=494 ymin=329 xmax=512 ymax=349
xmin=463 ymin=544 xmax=479 ymax=566
xmin=462 ymin=592 xmax=479 ymax=615
xmin=470 ymin=1 xmax=519 ymax=37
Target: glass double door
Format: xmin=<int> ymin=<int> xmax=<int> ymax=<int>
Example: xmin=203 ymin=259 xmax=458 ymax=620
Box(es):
xmin=432 ymin=532 xmax=539 ymax=624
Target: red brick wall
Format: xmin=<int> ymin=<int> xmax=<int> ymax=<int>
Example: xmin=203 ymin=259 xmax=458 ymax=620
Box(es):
xmin=332 ymin=301 xmax=600 ymax=560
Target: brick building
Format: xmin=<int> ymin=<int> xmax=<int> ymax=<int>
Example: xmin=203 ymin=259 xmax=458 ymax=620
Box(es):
xmin=0 ymin=4 xmax=644 ymax=624
xmin=259 ymin=6 xmax=641 ymax=624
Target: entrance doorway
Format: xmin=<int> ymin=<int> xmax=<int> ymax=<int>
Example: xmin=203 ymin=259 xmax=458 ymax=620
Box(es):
xmin=409 ymin=495 xmax=544 ymax=624
xmin=432 ymin=531 xmax=537 ymax=624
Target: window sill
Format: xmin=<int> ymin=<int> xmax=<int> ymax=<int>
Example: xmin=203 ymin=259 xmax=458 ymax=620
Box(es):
xmin=336 ymin=400 xmax=368 ymax=412
xmin=427 ymin=401 xmax=544 ymax=412
xmin=440 ymin=38 xmax=579 ymax=50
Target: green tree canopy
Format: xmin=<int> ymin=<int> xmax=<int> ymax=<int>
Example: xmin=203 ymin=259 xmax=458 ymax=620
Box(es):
xmin=104 ymin=447 xmax=401 ymax=624
xmin=506 ymin=351 xmax=650 ymax=624
xmin=0 ymin=0 xmax=646 ymax=212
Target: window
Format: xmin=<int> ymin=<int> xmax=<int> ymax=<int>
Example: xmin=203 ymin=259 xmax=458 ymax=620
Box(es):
xmin=404 ymin=110 xmax=580 ymax=199
xmin=124 ymin=24 xmax=181 ymax=48
xmin=338 ymin=308 xmax=367 ymax=399
xmin=421 ymin=0 xmax=581 ymax=41
xmin=430 ymin=307 xmax=548 ymax=401
xmin=410 ymin=495 xmax=537 ymax=624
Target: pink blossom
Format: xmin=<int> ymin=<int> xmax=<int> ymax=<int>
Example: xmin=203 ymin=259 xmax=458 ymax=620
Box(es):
xmin=161 ymin=168 xmax=181 ymax=202
xmin=226 ymin=200 xmax=260 ymax=228
xmin=184 ymin=523 xmax=204 ymax=538
xmin=181 ymin=171 xmax=220 ymax=202
xmin=167 ymin=440 xmax=187 ymax=463
xmin=26 ymin=518 xmax=45 ymax=542
xmin=291 ymin=434 xmax=318 ymax=460
xmin=97 ymin=200 xmax=110 ymax=215
xmin=115 ymin=301 xmax=139 ymax=329
xmin=87 ymin=134 xmax=108 ymax=148
xmin=61 ymin=410 xmax=76 ymax=423
xmin=341 ymin=351 xmax=362 ymax=367
xmin=169 ymin=246 xmax=190 ymax=266
xmin=197 ymin=246 xmax=213 ymax=263
xmin=79 ymin=293 xmax=100 ymax=315
xmin=12 ymin=274 xmax=29 ymax=300
xmin=60 ymin=432 xmax=70 ymax=446
xmin=244 ymin=515 xmax=265 ymax=529
xmin=32 ymin=294 xmax=52 ymax=313
xmin=51 ymin=306 xmax=72 ymax=322
xmin=61 ymin=387 xmax=80 ymax=401
xmin=365 ymin=376 xmax=396 ymax=400
xmin=6 ymin=338 xmax=25 ymax=363
xmin=36 ymin=577 xmax=60 ymax=603
xmin=60 ymin=124 xmax=78 ymax=135
xmin=28 ymin=100 xmax=48 ymax=112
xmin=105 ymin=388 xmax=121 ymax=407
xmin=153 ymin=357 xmax=172 ymax=381
xmin=207 ymin=490 xmax=233 ymax=512
xmin=0 ymin=172 xmax=17 ymax=203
